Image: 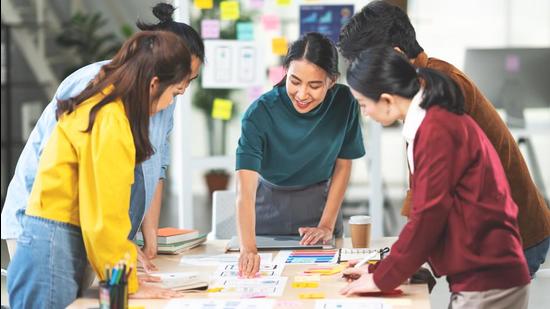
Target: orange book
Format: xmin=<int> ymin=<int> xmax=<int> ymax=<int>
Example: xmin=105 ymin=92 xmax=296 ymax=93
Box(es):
xmin=155 ymin=227 xmax=199 ymax=244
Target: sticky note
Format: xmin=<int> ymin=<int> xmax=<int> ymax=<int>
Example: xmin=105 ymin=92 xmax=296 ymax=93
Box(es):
xmin=261 ymin=14 xmax=280 ymax=31
xmin=272 ymin=37 xmax=288 ymax=56
xmin=211 ymin=98 xmax=233 ymax=120
xmin=207 ymin=287 xmax=223 ymax=292
xmin=250 ymin=0 xmax=264 ymax=9
xmin=299 ymin=292 xmax=325 ymax=299
xmin=236 ymin=22 xmax=254 ymax=41
xmin=292 ymin=282 xmax=319 ymax=288
xmin=247 ymin=86 xmax=264 ymax=102
xmin=220 ymin=1 xmax=240 ymax=21
xmin=276 ymin=0 xmax=291 ymax=5
xmin=201 ymin=19 xmax=220 ymax=39
xmin=294 ymin=275 xmax=321 ymax=282
xmin=269 ymin=66 xmax=286 ymax=85
xmin=194 ymin=0 xmax=213 ymax=9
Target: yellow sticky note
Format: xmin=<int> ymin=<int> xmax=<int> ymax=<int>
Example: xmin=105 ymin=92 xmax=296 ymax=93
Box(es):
xmin=194 ymin=0 xmax=213 ymax=9
xmin=207 ymin=287 xmax=223 ymax=293
xmin=272 ymin=37 xmax=288 ymax=56
xmin=292 ymin=282 xmax=319 ymax=288
xmin=299 ymin=292 xmax=325 ymax=299
xmin=277 ymin=0 xmax=292 ymax=5
xmin=211 ymin=98 xmax=233 ymax=120
xmin=294 ymin=275 xmax=321 ymax=282
xmin=220 ymin=1 xmax=240 ymax=21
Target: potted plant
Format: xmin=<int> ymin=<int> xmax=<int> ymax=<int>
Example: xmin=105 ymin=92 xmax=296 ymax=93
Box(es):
xmin=56 ymin=11 xmax=132 ymax=79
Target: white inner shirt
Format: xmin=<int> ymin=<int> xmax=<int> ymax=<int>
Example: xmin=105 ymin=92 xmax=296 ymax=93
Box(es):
xmin=401 ymin=89 xmax=426 ymax=174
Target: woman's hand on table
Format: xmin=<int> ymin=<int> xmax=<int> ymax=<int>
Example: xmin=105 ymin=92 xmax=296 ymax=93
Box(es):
xmin=131 ymin=283 xmax=185 ymax=299
xmin=340 ymin=273 xmax=380 ymax=296
xmin=298 ymin=226 xmax=333 ymax=245
xmin=137 ymin=245 xmax=158 ymax=273
xmin=342 ymin=264 xmax=369 ymax=282
xmin=239 ymin=247 xmax=260 ymax=278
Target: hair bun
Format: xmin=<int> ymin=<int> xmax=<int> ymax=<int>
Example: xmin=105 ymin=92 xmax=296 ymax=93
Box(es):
xmin=152 ymin=3 xmax=175 ymax=23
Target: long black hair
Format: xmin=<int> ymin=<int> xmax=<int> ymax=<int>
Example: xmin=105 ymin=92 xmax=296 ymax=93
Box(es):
xmin=347 ymin=46 xmax=464 ymax=114
xmin=136 ymin=3 xmax=205 ymax=62
xmin=57 ymin=31 xmax=191 ymax=163
xmin=275 ymin=32 xmax=339 ymax=87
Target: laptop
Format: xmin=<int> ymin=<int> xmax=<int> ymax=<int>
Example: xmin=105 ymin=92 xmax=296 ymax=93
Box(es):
xmin=225 ymin=235 xmax=336 ymax=252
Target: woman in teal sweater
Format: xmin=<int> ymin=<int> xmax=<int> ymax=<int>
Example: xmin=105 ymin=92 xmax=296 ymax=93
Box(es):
xmin=236 ymin=32 xmax=365 ymax=277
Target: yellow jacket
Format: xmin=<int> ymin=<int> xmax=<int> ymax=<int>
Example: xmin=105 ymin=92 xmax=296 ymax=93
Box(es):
xmin=26 ymin=90 xmax=139 ymax=293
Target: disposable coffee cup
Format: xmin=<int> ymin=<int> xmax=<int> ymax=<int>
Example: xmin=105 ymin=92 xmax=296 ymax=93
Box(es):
xmin=349 ymin=215 xmax=372 ymax=248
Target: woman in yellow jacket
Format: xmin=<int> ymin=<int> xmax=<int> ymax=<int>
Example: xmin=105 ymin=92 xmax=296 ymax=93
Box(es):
xmin=7 ymin=31 xmax=192 ymax=308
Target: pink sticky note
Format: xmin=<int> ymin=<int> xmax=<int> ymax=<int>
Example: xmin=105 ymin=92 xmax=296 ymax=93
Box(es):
xmin=269 ymin=66 xmax=286 ymax=85
xmin=249 ymin=0 xmax=264 ymax=9
xmin=201 ymin=19 xmax=220 ymax=39
xmin=248 ymin=86 xmax=264 ymax=102
xmin=261 ymin=14 xmax=280 ymax=31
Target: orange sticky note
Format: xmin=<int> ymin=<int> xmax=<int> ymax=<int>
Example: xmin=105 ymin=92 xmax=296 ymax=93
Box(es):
xmin=272 ymin=37 xmax=288 ymax=55
xmin=220 ymin=1 xmax=240 ymax=21
xmin=194 ymin=0 xmax=213 ymax=9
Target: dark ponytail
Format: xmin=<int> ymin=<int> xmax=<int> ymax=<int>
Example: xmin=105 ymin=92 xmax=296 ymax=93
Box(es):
xmin=416 ymin=67 xmax=464 ymax=114
xmin=136 ymin=3 xmax=205 ymax=62
xmin=347 ymin=46 xmax=464 ymax=114
xmin=275 ymin=32 xmax=339 ymax=87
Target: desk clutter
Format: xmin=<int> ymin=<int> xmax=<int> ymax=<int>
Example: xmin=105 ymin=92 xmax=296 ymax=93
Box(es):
xmin=157 ymin=245 xmax=392 ymax=304
xmin=135 ymin=227 xmax=207 ymax=254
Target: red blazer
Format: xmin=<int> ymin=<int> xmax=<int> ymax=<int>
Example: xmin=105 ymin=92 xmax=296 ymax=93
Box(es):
xmin=373 ymin=106 xmax=530 ymax=292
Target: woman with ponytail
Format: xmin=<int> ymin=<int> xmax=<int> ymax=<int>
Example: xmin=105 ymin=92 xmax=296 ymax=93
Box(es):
xmin=341 ymin=46 xmax=530 ymax=308
xmin=7 ymin=31 xmax=191 ymax=308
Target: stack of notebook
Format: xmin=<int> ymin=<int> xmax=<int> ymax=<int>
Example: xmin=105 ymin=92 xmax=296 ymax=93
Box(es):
xmin=135 ymin=227 xmax=207 ymax=254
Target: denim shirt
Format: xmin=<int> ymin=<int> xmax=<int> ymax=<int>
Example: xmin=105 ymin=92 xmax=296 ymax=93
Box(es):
xmin=1 ymin=60 xmax=174 ymax=240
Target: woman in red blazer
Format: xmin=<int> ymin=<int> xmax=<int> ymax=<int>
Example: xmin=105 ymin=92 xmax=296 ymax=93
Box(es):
xmin=341 ymin=46 xmax=530 ymax=309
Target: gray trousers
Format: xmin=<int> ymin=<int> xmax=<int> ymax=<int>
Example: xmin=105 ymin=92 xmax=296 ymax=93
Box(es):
xmin=255 ymin=178 xmax=343 ymax=237
xmin=449 ymin=284 xmax=529 ymax=309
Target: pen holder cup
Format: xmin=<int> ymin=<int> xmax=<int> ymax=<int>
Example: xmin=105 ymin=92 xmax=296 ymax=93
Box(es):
xmin=99 ymin=281 xmax=128 ymax=309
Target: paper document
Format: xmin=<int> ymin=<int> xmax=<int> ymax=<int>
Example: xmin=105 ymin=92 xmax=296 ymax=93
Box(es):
xmin=210 ymin=277 xmax=288 ymax=297
xmin=215 ymin=263 xmax=284 ymax=278
xmin=165 ymin=299 xmax=275 ymax=309
xmin=180 ymin=253 xmax=272 ymax=266
xmin=315 ymin=299 xmax=392 ymax=309
xmin=150 ymin=272 xmax=209 ymax=291
xmin=274 ymin=250 xmax=339 ymax=265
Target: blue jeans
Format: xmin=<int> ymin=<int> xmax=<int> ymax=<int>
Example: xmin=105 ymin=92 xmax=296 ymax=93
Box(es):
xmin=524 ymin=236 xmax=550 ymax=277
xmin=7 ymin=215 xmax=88 ymax=309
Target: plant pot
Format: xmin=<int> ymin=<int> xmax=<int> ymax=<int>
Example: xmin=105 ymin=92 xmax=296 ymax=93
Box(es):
xmin=204 ymin=171 xmax=230 ymax=200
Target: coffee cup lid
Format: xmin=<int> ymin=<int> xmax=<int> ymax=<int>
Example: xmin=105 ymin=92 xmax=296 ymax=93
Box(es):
xmin=349 ymin=215 xmax=371 ymax=224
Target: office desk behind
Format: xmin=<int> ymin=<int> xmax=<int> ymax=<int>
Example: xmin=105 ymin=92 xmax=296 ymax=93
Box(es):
xmin=68 ymin=237 xmax=430 ymax=308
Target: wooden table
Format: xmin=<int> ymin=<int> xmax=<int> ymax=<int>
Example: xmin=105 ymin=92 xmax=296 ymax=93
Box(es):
xmin=68 ymin=237 xmax=430 ymax=308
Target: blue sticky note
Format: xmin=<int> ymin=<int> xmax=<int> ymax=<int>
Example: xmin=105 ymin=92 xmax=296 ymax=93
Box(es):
xmin=237 ymin=22 xmax=254 ymax=41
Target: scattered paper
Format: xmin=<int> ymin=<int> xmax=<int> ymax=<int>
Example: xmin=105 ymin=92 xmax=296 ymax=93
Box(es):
xmin=274 ymin=250 xmax=339 ymax=264
xmin=209 ymin=277 xmax=288 ymax=297
xmin=315 ymin=299 xmax=392 ymax=309
xmin=215 ymin=263 xmax=284 ymax=278
xmin=165 ymin=299 xmax=275 ymax=309
xmin=180 ymin=253 xmax=273 ymax=266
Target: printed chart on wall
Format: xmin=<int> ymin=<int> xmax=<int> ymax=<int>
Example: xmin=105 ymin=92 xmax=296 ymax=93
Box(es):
xmin=202 ymin=40 xmax=265 ymax=89
xmin=300 ymin=5 xmax=354 ymax=43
